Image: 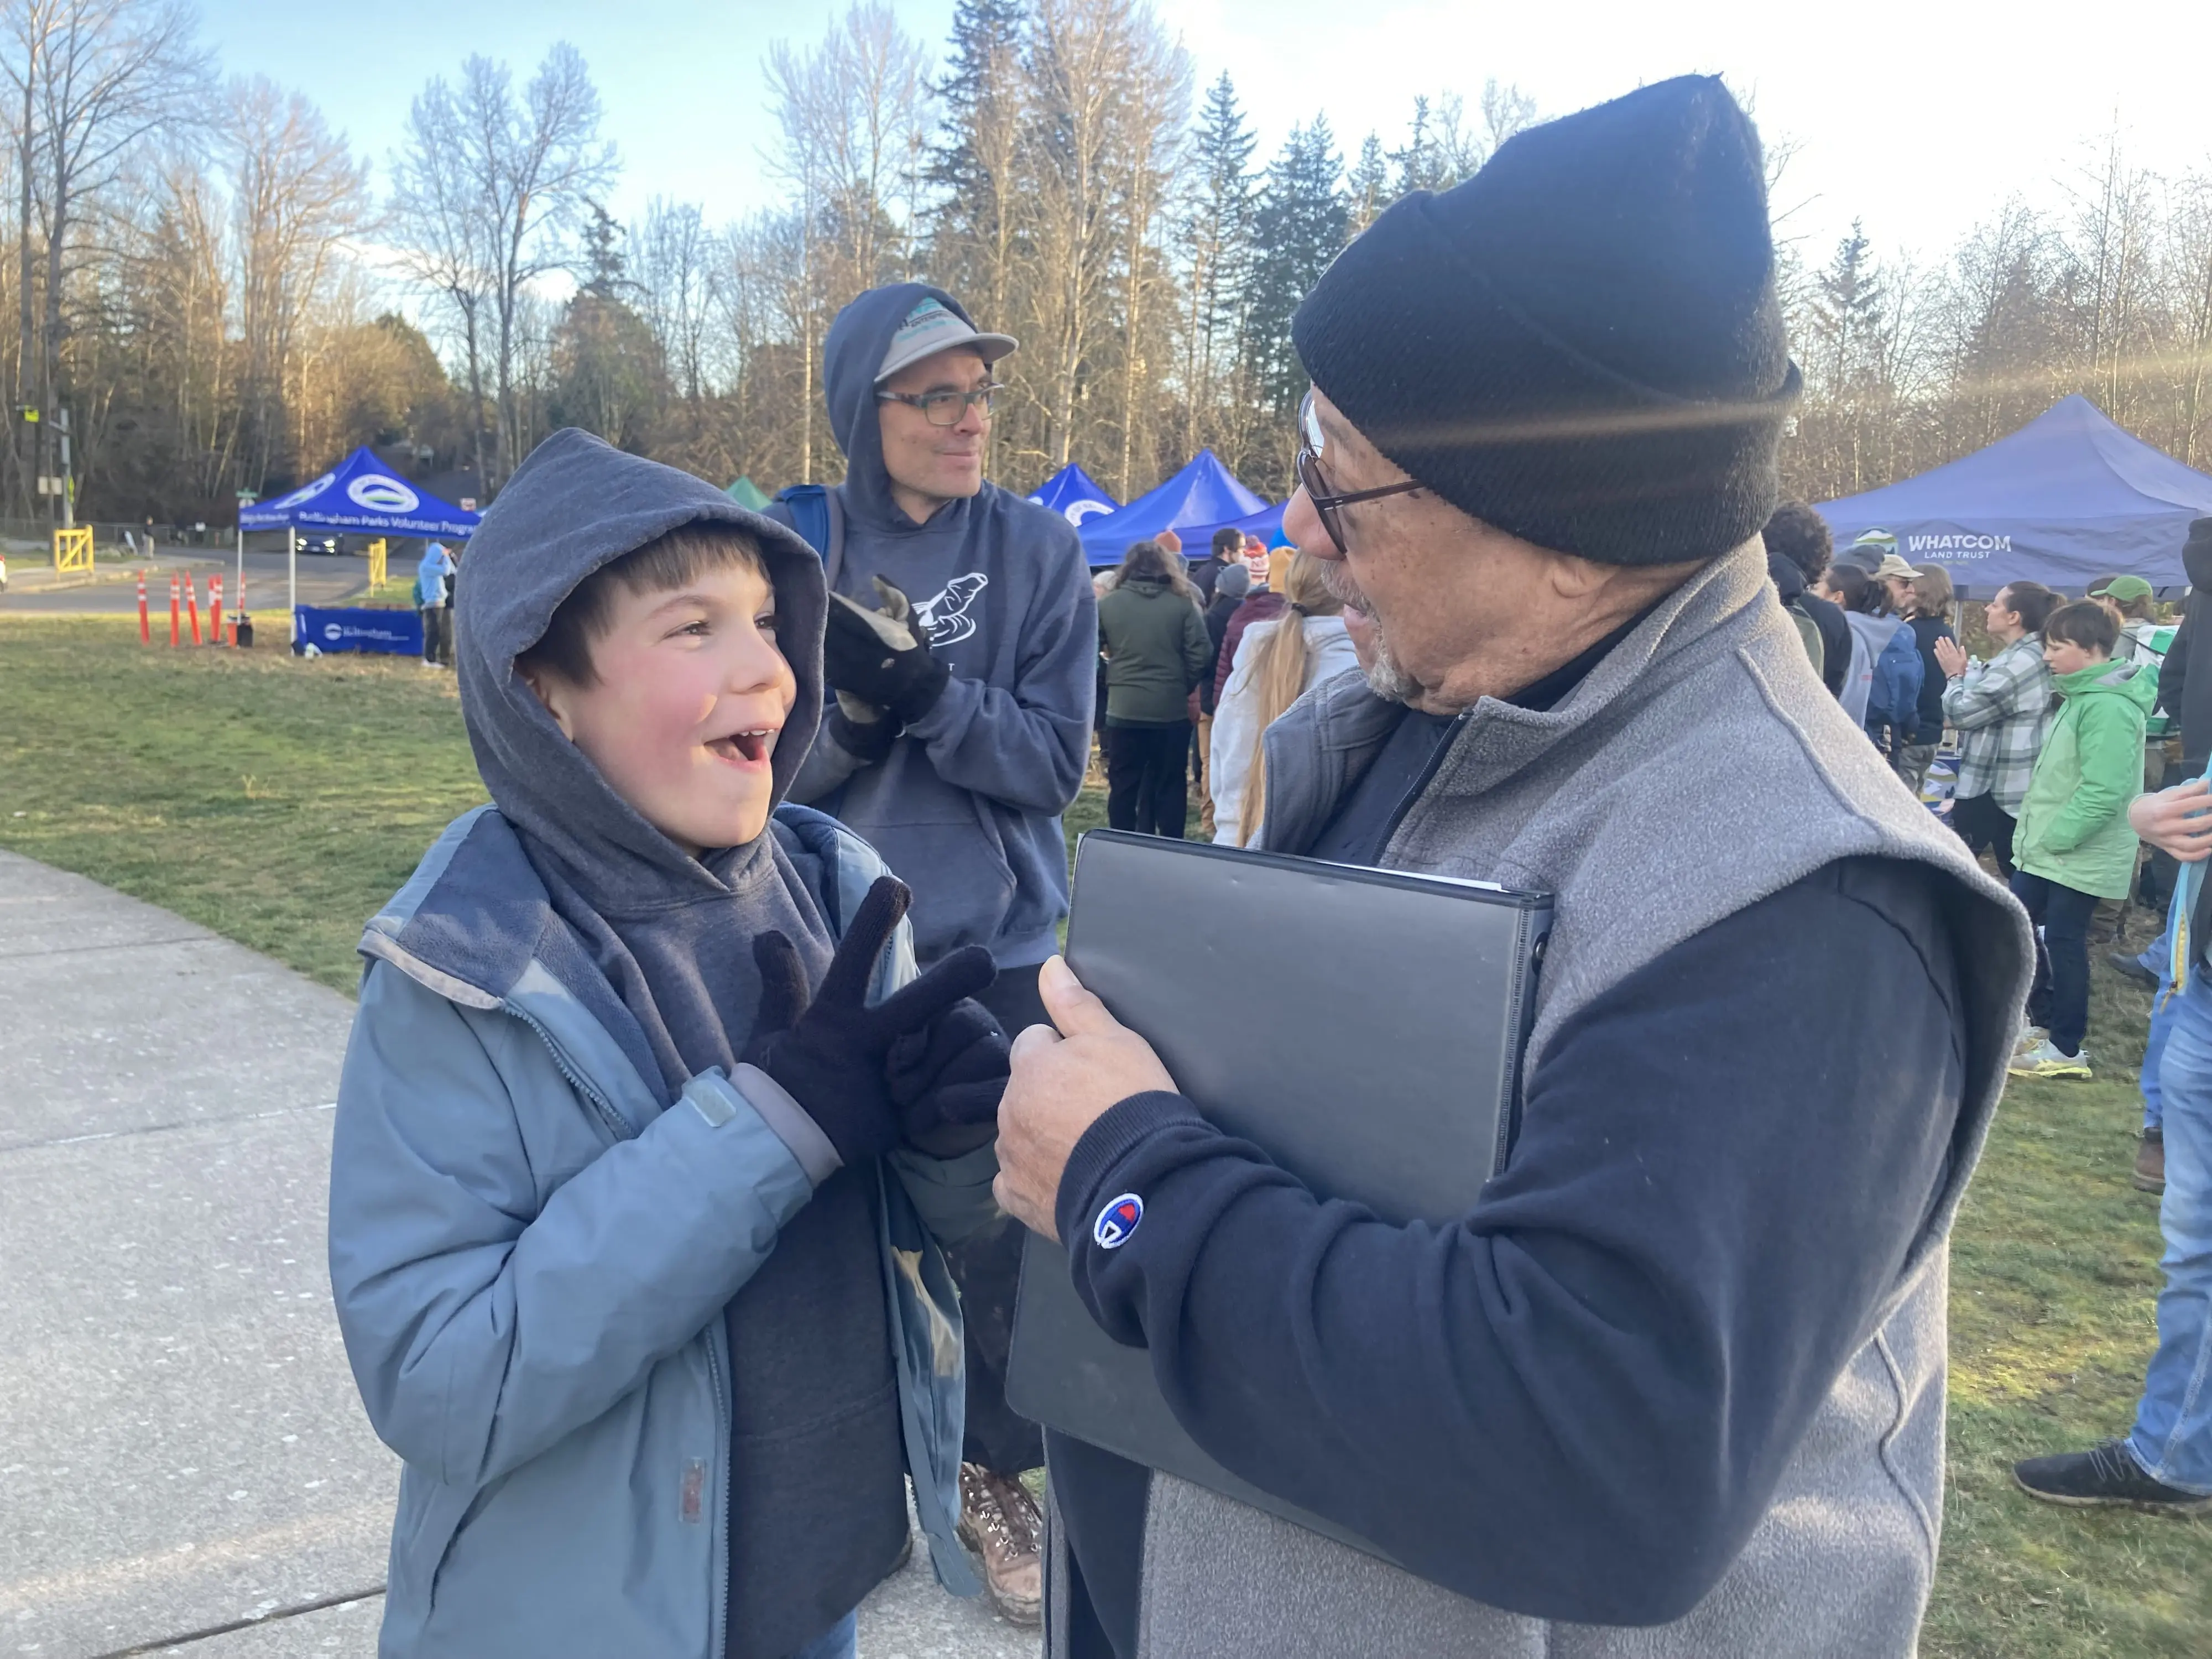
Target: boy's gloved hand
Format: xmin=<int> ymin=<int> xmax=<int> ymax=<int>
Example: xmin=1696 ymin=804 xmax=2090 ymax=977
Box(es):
xmin=743 ymin=876 xmax=996 ymax=1168
xmin=889 ymin=997 xmax=1011 ymax=1158
xmin=825 ymin=577 xmax=951 ymax=726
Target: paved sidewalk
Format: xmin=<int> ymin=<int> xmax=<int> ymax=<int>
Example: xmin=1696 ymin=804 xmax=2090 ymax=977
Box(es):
xmin=0 ymin=853 xmax=1037 ymax=1657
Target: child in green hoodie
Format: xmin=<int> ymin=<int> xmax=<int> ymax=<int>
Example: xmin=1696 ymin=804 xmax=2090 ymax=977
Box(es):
xmin=2010 ymin=599 xmax=2159 ymax=1077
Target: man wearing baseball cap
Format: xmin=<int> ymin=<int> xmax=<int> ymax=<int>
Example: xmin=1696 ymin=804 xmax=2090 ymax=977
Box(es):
xmin=994 ymin=76 xmax=2030 ymax=1657
xmin=768 ymin=283 xmax=1098 ymax=1627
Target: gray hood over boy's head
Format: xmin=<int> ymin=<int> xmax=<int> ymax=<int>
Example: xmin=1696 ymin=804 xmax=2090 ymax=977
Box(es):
xmin=456 ymin=428 xmax=828 ymax=899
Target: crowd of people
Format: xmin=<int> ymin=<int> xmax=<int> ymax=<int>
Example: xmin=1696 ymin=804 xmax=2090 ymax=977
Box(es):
xmin=317 ymin=71 xmax=2211 ymax=1659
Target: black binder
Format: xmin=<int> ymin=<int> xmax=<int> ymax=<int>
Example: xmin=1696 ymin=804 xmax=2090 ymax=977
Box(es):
xmin=1005 ymin=830 xmax=1552 ymax=1561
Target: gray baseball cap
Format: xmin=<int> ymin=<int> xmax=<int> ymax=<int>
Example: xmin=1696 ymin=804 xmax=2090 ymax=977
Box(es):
xmin=875 ymin=294 xmax=1018 ymax=383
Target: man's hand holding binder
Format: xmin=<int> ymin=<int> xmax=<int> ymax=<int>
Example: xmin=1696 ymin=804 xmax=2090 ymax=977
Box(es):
xmin=994 ymin=954 xmax=1175 ymax=1241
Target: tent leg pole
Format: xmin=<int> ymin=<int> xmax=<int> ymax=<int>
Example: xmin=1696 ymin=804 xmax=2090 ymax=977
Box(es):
xmin=288 ymin=529 xmax=297 ymax=649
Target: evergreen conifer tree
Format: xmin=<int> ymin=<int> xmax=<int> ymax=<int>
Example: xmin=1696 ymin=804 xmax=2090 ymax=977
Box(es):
xmin=1813 ymin=221 xmax=1887 ymax=392
xmin=929 ymin=0 xmax=1028 ymax=212
xmin=1182 ymin=71 xmax=1258 ymax=452
xmin=1244 ymin=117 xmax=1346 ymax=431
xmin=1344 ymin=133 xmax=1390 ymax=236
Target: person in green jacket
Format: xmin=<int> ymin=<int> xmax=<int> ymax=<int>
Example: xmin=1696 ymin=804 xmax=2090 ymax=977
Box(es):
xmin=2010 ymin=599 xmax=2160 ymax=1078
xmin=1094 ymin=538 xmax=1211 ymax=836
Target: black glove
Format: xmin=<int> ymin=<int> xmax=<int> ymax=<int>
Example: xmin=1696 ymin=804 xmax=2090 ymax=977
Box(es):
xmin=742 ymin=877 xmax=995 ymax=1168
xmin=827 ymin=692 xmax=900 ymax=763
xmin=824 ymin=577 xmax=951 ymax=726
xmin=888 ymin=997 xmax=1010 ymax=1158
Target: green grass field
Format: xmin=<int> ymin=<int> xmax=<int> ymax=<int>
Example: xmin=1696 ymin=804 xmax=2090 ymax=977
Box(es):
xmin=2 ymin=615 xmax=2207 ymax=1651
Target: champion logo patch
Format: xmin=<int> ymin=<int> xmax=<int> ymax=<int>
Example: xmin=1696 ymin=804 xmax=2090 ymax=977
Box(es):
xmin=1093 ymin=1193 xmax=1144 ymax=1249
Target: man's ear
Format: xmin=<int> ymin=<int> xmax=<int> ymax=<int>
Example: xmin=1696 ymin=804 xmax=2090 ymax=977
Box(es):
xmin=518 ymin=660 xmax=577 ymax=739
xmin=1544 ymin=551 xmax=1613 ymax=601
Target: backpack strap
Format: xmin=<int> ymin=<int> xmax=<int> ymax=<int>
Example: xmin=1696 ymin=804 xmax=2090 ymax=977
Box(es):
xmin=774 ymin=483 xmax=847 ymax=593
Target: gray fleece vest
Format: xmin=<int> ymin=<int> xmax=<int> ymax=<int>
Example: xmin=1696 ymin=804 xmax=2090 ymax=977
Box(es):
xmin=1050 ymin=540 xmax=2032 ymax=1659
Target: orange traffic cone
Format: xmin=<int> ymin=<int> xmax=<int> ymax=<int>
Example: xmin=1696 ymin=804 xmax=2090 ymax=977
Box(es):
xmin=185 ymin=574 xmax=203 ymax=646
xmin=169 ymin=573 xmax=181 ymax=646
xmin=208 ymin=573 xmax=224 ymax=645
xmin=137 ymin=571 xmax=150 ymax=644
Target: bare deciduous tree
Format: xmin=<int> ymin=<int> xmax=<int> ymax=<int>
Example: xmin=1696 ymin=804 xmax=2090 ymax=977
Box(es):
xmin=0 ymin=0 xmax=205 ymax=513
xmin=228 ymin=74 xmax=370 ymax=488
xmin=391 ymin=42 xmax=614 ymax=487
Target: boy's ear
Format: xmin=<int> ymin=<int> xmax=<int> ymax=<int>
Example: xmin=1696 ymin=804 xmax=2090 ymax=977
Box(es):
xmin=518 ymin=660 xmax=577 ymax=739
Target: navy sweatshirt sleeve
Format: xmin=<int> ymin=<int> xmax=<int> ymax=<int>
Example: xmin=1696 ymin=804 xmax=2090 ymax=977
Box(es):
xmin=1052 ymin=857 xmax=1966 ymax=1628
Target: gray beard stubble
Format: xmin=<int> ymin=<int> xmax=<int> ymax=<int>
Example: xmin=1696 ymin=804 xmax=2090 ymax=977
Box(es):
xmin=1318 ymin=557 xmax=1420 ymax=705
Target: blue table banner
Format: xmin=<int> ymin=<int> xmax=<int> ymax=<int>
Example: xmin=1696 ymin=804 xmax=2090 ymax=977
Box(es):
xmin=294 ymin=606 xmax=423 ymax=656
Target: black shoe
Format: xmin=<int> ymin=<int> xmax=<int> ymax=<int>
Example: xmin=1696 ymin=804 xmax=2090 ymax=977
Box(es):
xmin=2108 ymin=950 xmax=2161 ymax=991
xmin=2013 ymin=1439 xmax=2212 ymax=1514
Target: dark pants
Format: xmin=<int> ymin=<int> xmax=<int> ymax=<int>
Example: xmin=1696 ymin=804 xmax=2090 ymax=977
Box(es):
xmin=947 ymin=963 xmax=1048 ymax=1476
xmin=419 ymin=606 xmax=451 ymax=665
xmin=1951 ymin=790 xmax=2018 ymax=880
xmin=2011 ymin=870 xmax=2100 ymax=1056
xmin=1104 ymin=722 xmax=1189 ymax=837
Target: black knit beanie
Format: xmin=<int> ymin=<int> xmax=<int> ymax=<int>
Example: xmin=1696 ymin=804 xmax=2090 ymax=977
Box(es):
xmin=1292 ymin=75 xmax=1801 ymax=566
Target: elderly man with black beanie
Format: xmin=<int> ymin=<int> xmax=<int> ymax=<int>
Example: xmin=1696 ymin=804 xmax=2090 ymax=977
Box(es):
xmin=993 ymin=76 xmax=2031 ymax=1659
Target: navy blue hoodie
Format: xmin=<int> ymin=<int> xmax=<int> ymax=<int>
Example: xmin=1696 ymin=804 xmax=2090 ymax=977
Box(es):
xmin=775 ymin=283 xmax=1098 ymax=968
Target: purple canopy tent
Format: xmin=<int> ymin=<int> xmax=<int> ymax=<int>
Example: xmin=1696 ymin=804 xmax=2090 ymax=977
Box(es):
xmin=1817 ymin=397 xmax=2212 ymax=594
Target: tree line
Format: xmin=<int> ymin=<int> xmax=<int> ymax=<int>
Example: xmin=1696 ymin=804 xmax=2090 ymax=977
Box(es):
xmin=2 ymin=0 xmax=2207 ymax=529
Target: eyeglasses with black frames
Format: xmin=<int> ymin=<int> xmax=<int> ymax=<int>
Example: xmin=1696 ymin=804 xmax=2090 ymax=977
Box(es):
xmin=877 ymin=382 xmax=1004 ymax=427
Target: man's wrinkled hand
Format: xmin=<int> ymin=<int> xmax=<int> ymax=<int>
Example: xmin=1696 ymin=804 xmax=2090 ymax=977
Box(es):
xmin=2130 ymin=776 xmax=2212 ymax=863
xmin=994 ymin=956 xmax=1176 ymax=1240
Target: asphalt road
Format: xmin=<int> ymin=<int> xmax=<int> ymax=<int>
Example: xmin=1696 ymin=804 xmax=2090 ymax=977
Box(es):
xmin=0 ymin=852 xmax=1039 ymax=1658
xmin=0 ymin=549 xmax=371 ymax=618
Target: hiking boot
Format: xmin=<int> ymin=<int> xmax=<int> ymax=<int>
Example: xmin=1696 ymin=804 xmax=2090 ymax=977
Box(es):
xmin=2108 ymin=950 xmax=2162 ymax=992
xmin=2013 ymin=1023 xmax=2049 ymax=1055
xmin=2135 ymin=1129 xmax=2167 ymax=1194
xmin=2010 ymin=1039 xmax=2092 ymax=1079
xmin=2014 ymin=1439 xmax=2212 ymax=1515
xmin=958 ymin=1463 xmax=1042 ymax=1627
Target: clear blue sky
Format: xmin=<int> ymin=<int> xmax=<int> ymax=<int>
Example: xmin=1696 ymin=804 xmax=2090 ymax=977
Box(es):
xmin=198 ymin=0 xmax=2209 ymax=272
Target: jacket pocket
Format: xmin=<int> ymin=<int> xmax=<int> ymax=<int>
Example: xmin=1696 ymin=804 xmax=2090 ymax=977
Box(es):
xmin=388 ymin=1469 xmax=473 ymax=1624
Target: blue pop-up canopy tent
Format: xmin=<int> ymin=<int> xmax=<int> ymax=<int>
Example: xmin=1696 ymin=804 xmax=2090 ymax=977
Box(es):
xmin=1027 ymin=464 xmax=1119 ymax=528
xmin=243 ymin=446 xmax=482 ymax=538
xmin=1077 ymin=450 xmax=1279 ymax=565
xmin=242 ymin=446 xmax=481 ymax=648
xmin=1818 ymin=397 xmax=2212 ymax=593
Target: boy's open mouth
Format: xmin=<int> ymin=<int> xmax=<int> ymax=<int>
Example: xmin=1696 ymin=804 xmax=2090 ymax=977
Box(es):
xmin=706 ymin=727 xmax=778 ymax=766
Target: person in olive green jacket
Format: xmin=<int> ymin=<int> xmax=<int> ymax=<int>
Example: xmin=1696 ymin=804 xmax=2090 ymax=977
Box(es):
xmin=2011 ymin=599 xmax=2159 ymax=1078
xmin=1095 ymin=538 xmax=1212 ymax=836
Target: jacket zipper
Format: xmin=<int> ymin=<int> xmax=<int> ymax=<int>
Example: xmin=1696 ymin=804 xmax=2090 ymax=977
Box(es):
xmin=708 ymin=1334 xmax=730 ymax=1656
xmin=498 ymin=1000 xmax=733 ymax=1655
xmin=499 ymin=1003 xmax=633 ymax=1145
xmin=1377 ymin=708 xmax=1474 ymax=862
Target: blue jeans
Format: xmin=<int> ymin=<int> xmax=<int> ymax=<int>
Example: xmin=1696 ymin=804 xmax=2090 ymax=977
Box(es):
xmin=2141 ymin=926 xmax=2175 ymax=1133
xmin=790 ymin=1611 xmax=858 ymax=1659
xmin=2128 ymin=971 xmax=2212 ymax=1492
xmin=2145 ymin=987 xmax=2177 ymax=1134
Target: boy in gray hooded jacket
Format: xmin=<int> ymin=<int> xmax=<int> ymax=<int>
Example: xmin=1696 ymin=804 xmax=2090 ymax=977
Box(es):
xmin=328 ymin=430 xmax=1008 ymax=1659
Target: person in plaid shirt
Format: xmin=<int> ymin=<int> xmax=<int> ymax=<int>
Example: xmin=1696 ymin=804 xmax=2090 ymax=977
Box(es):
xmin=1933 ymin=580 xmax=2060 ymax=877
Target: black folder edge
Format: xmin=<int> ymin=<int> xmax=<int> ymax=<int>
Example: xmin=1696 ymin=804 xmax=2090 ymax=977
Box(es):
xmin=1010 ymin=829 xmax=1553 ymax=1566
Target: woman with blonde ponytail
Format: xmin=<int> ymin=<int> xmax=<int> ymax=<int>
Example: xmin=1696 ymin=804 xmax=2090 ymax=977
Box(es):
xmin=1210 ymin=549 xmax=1359 ymax=846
